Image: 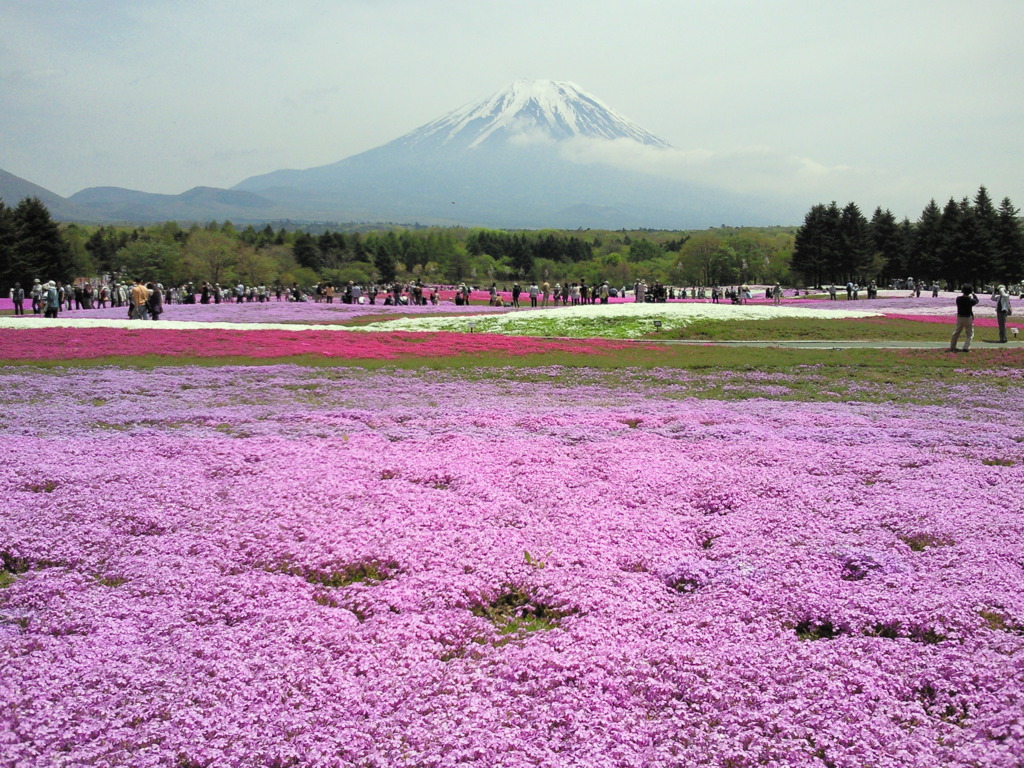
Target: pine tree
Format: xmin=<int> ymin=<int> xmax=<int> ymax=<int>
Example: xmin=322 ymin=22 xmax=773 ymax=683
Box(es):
xmin=792 ymin=203 xmax=839 ymax=287
xmin=971 ymin=186 xmax=997 ymax=280
xmin=510 ymin=234 xmax=533 ymax=277
xmin=838 ymin=202 xmax=871 ymax=281
xmin=896 ymin=218 xmax=914 ymax=277
xmin=11 ymin=197 xmax=71 ymax=287
xmin=0 ymin=201 xmax=15 ymax=292
xmin=292 ymin=232 xmax=319 ymax=270
xmin=993 ymin=197 xmax=1024 ymax=281
xmin=911 ymin=200 xmax=943 ymax=280
xmin=374 ymin=244 xmax=397 ymax=284
xmin=869 ymin=207 xmax=903 ymax=281
xmin=937 ymin=198 xmax=962 ymax=286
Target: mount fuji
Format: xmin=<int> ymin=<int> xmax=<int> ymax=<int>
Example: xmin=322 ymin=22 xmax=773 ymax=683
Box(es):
xmin=231 ymin=80 xmax=788 ymax=228
xmin=43 ymin=81 xmax=796 ymax=227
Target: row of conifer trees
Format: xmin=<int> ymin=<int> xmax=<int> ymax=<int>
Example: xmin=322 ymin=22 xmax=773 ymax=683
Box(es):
xmin=791 ymin=186 xmax=1022 ymax=288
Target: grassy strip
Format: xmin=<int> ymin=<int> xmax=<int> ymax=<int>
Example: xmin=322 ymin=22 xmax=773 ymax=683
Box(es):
xmin=646 ymin=316 xmax=951 ymax=341
xmin=2 ymin=345 xmax=1020 ymax=408
xmin=338 ymin=314 xmax=978 ymax=341
xmin=0 ymin=344 xmax=1017 ymax=373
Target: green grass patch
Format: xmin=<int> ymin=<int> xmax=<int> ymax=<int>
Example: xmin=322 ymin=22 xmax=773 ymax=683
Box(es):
xmin=661 ymin=316 xmax=948 ymax=342
xmin=470 ymin=584 xmax=576 ymax=638
xmin=979 ymin=610 xmax=1024 ymax=634
xmin=271 ymin=559 xmax=397 ymax=589
xmin=2 ymin=339 xmax=1021 ymax=409
xmin=899 ymin=533 xmax=955 ymax=552
xmin=982 ymin=457 xmax=1015 ymax=467
xmin=334 ymin=311 xmax=507 ymax=327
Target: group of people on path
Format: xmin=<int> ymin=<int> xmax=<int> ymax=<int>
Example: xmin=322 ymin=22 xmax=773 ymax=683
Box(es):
xmin=7 ymin=279 xmax=163 ymax=320
xmin=7 ymin=275 xmax=1018 ymax=350
xmin=950 ymin=285 xmax=1014 ymax=351
xmin=506 ymin=280 xmax=618 ymax=308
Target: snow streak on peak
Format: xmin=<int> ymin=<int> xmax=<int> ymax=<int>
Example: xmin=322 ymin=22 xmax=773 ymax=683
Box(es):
xmin=403 ymin=79 xmax=671 ymax=149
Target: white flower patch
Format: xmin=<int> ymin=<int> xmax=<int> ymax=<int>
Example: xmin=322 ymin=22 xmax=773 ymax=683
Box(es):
xmin=349 ymin=302 xmax=883 ymax=338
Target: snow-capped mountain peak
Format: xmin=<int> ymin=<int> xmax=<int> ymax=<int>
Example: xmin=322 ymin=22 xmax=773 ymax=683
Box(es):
xmin=401 ymin=79 xmax=671 ymax=149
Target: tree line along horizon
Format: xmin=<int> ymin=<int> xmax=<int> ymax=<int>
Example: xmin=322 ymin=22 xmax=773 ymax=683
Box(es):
xmin=1 ymin=186 xmax=1021 ymax=296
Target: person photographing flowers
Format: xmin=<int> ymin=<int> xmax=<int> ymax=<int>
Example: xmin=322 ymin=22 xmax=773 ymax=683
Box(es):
xmin=991 ymin=285 xmax=1013 ymax=343
xmin=949 ymin=285 xmax=978 ymax=352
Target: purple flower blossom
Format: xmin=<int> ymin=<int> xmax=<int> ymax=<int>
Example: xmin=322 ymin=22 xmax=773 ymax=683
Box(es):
xmin=0 ymin=364 xmax=1022 ymax=766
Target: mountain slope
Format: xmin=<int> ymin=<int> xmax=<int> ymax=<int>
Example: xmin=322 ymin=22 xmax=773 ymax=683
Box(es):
xmin=67 ymin=186 xmax=286 ymax=223
xmin=233 ymin=80 xmax=789 ymax=228
xmin=0 ymin=169 xmax=101 ymax=221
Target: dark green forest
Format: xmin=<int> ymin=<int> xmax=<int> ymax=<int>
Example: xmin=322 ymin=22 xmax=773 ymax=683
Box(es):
xmin=2 ymin=186 xmax=1021 ymax=294
xmin=791 ymin=187 xmax=1023 ymax=288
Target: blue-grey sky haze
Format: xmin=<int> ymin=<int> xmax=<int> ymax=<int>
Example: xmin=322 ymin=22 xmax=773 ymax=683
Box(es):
xmin=2 ymin=0 xmax=1022 ymax=222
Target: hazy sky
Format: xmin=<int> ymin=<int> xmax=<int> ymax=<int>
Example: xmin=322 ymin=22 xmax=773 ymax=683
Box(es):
xmin=3 ymin=0 xmax=1022 ymax=222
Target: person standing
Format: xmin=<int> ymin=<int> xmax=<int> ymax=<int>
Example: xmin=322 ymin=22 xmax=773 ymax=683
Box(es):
xmin=950 ymin=285 xmax=979 ymax=352
xmin=30 ymin=279 xmax=43 ymax=314
xmin=147 ymin=282 xmax=164 ymax=320
xmin=991 ymin=285 xmax=1013 ymax=343
xmin=43 ymin=281 xmax=60 ymax=318
xmin=10 ymin=283 xmax=25 ymax=315
xmin=130 ymin=279 xmax=151 ymax=320
xmin=511 ymin=282 xmax=521 ymax=308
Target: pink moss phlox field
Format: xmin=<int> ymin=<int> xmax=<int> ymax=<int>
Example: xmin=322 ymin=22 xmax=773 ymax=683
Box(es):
xmin=1 ymin=365 xmax=1023 ymax=767
xmin=0 ymin=327 xmax=645 ymax=361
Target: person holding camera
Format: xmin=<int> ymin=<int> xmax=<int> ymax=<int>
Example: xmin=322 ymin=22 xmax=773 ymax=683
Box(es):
xmin=991 ymin=285 xmax=1013 ymax=343
xmin=950 ymin=285 xmax=979 ymax=352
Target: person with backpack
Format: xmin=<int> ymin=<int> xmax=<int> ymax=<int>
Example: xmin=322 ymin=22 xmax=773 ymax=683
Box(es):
xmin=43 ymin=281 xmax=60 ymax=318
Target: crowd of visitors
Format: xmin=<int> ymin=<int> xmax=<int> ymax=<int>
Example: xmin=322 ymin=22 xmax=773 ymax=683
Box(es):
xmin=8 ymin=276 xmax=1020 ymax=340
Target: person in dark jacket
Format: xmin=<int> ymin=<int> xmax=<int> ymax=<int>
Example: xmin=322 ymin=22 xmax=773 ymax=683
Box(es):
xmin=950 ymin=285 xmax=979 ymax=352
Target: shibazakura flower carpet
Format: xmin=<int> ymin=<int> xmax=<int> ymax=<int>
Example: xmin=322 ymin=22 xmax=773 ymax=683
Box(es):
xmin=1 ymin=364 xmax=1023 ymax=767
xmin=0 ymin=325 xmax=642 ymax=361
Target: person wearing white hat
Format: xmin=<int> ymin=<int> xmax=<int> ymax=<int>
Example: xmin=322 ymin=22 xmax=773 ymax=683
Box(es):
xmin=991 ymin=285 xmax=1013 ymax=343
xmin=30 ymin=279 xmax=43 ymax=314
xmin=43 ymin=281 xmax=60 ymax=318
